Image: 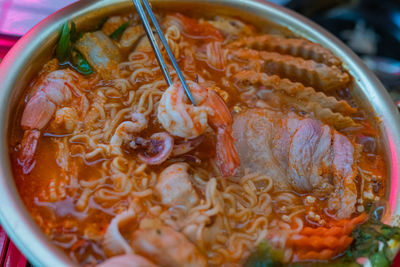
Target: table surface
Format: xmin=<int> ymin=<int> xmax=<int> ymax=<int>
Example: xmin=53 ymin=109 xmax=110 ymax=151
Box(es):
xmin=0 ymin=0 xmax=76 ymax=36
xmin=1 ymin=0 xmax=400 ymax=266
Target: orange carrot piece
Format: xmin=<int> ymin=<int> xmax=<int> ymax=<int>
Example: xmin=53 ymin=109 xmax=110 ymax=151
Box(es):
xmin=175 ymin=13 xmax=223 ymax=41
xmin=296 ymin=249 xmax=340 ymax=260
xmin=289 ymin=213 xmax=368 ymax=261
xmin=289 ymin=235 xmax=353 ymax=250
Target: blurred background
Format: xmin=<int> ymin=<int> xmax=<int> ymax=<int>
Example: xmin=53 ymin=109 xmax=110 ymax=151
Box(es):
xmin=0 ymin=0 xmax=400 ymax=265
xmin=274 ymin=0 xmax=400 ymax=104
xmin=1 ymin=0 xmax=400 ymax=102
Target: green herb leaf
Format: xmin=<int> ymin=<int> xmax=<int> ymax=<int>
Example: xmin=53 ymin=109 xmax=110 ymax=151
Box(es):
xmin=342 ymin=207 xmax=400 ymax=266
xmin=370 ymin=251 xmax=390 ymax=267
xmin=56 ymin=21 xmax=71 ymax=62
xmin=245 ymin=207 xmax=400 ymax=266
xmin=72 ymin=50 xmax=93 ymax=75
xmin=109 ymin=21 xmax=129 ymax=41
xmin=56 ymin=20 xmax=93 ymax=76
xmin=245 ymin=241 xmax=284 ymax=267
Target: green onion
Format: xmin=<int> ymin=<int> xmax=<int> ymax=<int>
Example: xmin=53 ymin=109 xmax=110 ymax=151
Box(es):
xmin=72 ymin=50 xmax=93 ymax=75
xmin=55 ymin=20 xmax=93 ymax=76
xmin=110 ymin=21 xmax=129 ymax=40
xmin=370 ymin=251 xmax=390 ymax=267
xmin=245 ymin=207 xmax=400 ymax=266
xmin=56 ymin=21 xmax=71 ymax=62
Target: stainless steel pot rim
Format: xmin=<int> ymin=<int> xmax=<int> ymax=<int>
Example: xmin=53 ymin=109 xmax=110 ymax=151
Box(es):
xmin=0 ymin=1 xmax=399 ymax=266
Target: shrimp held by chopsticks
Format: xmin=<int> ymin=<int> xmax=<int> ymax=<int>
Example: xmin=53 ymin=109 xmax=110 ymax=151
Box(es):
xmin=157 ymin=81 xmax=240 ymax=177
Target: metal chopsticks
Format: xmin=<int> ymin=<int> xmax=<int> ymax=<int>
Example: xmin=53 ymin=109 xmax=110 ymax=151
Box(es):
xmin=132 ymin=0 xmax=197 ymax=106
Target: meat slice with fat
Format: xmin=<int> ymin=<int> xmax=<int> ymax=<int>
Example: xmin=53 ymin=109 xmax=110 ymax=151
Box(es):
xmin=232 ymin=108 xmax=357 ymax=219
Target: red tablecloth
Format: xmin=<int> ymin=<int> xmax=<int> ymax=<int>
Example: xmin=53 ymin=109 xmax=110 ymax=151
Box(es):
xmin=0 ymin=34 xmax=18 ymax=59
xmin=0 ymin=227 xmax=27 ymax=267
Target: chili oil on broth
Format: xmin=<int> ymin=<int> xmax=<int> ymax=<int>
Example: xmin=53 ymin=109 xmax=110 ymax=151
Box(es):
xmin=9 ymin=10 xmax=386 ymax=266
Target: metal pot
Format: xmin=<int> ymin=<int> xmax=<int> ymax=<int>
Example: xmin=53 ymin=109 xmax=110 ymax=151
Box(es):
xmin=0 ymin=0 xmax=399 ymax=266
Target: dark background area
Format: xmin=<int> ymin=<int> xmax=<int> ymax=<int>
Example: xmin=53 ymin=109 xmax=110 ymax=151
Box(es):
xmin=276 ymin=0 xmax=400 ymax=103
xmin=2 ymin=0 xmax=400 ymax=99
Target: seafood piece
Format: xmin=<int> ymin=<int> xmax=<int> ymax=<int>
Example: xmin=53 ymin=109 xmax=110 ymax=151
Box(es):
xmin=233 ymin=70 xmax=358 ymax=129
xmin=182 ymin=47 xmax=197 ymax=75
xmin=164 ymin=13 xmax=223 ymax=42
xmin=102 ymin=16 xmax=128 ymax=36
xmin=98 ymin=254 xmax=157 ymax=267
xmin=75 ymin=31 xmax=121 ymax=75
xmin=158 ymin=82 xmax=209 ymax=139
xmin=138 ymin=132 xmax=174 ymax=165
xmin=228 ymin=34 xmax=341 ymax=66
xmin=103 ymin=210 xmax=136 ymax=256
xmin=234 ymin=70 xmax=355 ymax=114
xmin=204 ymin=42 xmax=226 ymax=70
xmin=172 ymin=136 xmax=204 ymax=156
xmin=232 ymin=49 xmax=349 ymax=91
xmin=157 ymin=82 xmax=240 ymax=177
xmin=50 ymin=107 xmax=78 ymax=133
xmin=110 ymin=113 xmax=148 ymax=155
xmin=305 ymin=104 xmax=359 ymax=130
xmin=120 ymin=25 xmax=145 ymax=51
xmin=131 ymin=223 xmax=207 ymax=267
xmin=232 ymin=109 xmax=358 ymax=219
xmin=135 ymin=36 xmax=153 ymax=52
xmin=155 ymin=163 xmax=199 ymax=208
xmin=19 ymin=69 xmax=83 ymax=174
xmin=208 ymin=16 xmax=255 ymax=37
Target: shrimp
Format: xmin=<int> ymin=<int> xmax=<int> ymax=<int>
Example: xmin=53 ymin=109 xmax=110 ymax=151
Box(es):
xmin=18 ymin=69 xmax=83 ymax=174
xmin=132 ymin=223 xmax=208 ymax=267
xmin=157 ymin=81 xmax=240 ymax=177
xmin=50 ymin=107 xmax=78 ymax=133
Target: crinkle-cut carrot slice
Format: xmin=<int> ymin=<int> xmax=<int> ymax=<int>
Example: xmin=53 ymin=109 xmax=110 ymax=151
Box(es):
xmin=332 ymin=212 xmax=368 ymax=227
xmin=300 ymin=213 xmax=368 ymax=235
xmin=288 ymin=213 xmax=368 ymax=261
xmin=289 ymin=235 xmax=353 ymax=250
xmin=300 ymin=226 xmax=349 ymax=237
xmin=299 ymin=213 xmax=368 ymax=237
xmin=295 ymin=248 xmax=342 ymax=260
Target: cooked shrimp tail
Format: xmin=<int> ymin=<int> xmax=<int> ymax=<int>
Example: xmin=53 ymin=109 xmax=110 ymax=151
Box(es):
xmin=216 ymin=127 xmax=240 ymax=177
xmin=18 ymin=129 xmax=41 ymax=174
xmin=17 ymin=69 xmax=82 ymax=173
xmin=206 ymin=89 xmax=240 ymax=176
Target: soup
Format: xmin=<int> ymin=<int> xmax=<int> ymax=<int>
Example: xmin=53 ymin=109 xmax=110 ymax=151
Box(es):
xmin=9 ymin=9 xmax=396 ymax=267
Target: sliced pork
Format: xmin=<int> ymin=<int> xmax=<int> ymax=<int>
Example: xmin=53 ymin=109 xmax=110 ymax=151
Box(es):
xmin=232 ymin=109 xmax=357 ymax=219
